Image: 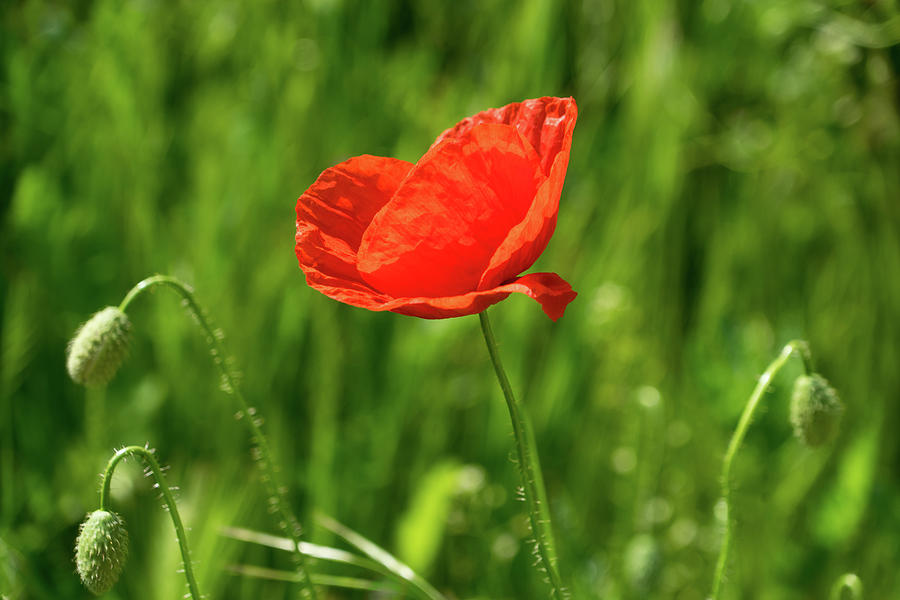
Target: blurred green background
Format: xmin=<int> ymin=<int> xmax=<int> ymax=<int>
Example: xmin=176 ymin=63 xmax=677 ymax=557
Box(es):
xmin=2 ymin=0 xmax=899 ymax=598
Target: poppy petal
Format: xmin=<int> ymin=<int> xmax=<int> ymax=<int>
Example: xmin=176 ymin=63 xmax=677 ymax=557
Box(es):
xmin=378 ymin=272 xmax=577 ymax=321
xmin=357 ymin=123 xmax=544 ymax=298
xmin=295 ymin=155 xmax=413 ymax=306
xmin=433 ymin=96 xmax=577 ymax=175
xmin=477 ymin=141 xmax=573 ymax=289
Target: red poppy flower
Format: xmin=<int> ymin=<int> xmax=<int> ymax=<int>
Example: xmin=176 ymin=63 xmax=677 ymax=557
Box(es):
xmin=295 ymin=96 xmax=578 ymax=320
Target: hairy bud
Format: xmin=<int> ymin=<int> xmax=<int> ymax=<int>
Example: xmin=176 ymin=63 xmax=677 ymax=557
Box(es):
xmin=75 ymin=510 xmax=129 ymax=595
xmin=790 ymin=374 xmax=843 ymax=447
xmin=66 ymin=307 xmax=131 ymax=387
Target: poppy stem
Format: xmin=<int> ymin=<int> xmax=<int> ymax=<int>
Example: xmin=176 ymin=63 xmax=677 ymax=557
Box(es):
xmin=99 ymin=445 xmax=202 ymax=599
xmin=478 ymin=311 xmax=566 ymax=599
xmin=710 ymin=340 xmax=812 ymax=600
xmin=119 ymin=275 xmax=319 ymax=600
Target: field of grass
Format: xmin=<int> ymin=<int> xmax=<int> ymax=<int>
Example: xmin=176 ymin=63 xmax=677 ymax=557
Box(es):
xmin=2 ymin=1 xmax=900 ymax=598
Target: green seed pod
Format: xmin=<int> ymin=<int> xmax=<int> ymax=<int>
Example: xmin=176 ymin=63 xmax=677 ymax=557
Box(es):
xmin=790 ymin=374 xmax=843 ymax=447
xmin=75 ymin=510 xmax=129 ymax=595
xmin=66 ymin=307 xmax=131 ymax=387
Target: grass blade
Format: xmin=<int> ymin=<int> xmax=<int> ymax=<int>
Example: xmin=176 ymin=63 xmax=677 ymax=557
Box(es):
xmin=315 ymin=513 xmax=448 ymax=600
xmin=228 ymin=563 xmax=400 ymax=593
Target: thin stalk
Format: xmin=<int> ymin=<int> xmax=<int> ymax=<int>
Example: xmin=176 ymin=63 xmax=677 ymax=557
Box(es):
xmin=100 ymin=445 xmax=202 ymax=600
xmin=710 ymin=340 xmax=812 ymax=600
xmin=478 ymin=311 xmax=566 ymax=599
xmin=119 ymin=275 xmax=318 ymax=600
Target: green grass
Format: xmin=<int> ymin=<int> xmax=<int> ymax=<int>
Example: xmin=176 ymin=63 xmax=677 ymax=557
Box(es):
xmin=2 ymin=0 xmax=899 ymax=598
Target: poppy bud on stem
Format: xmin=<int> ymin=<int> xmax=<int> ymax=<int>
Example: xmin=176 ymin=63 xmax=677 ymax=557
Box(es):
xmin=78 ymin=445 xmax=201 ymax=598
xmin=115 ymin=275 xmax=318 ymax=600
xmin=75 ymin=509 xmax=129 ymax=595
xmin=66 ymin=307 xmax=131 ymax=387
xmin=710 ymin=340 xmax=843 ymax=600
xmin=790 ymin=374 xmax=843 ymax=447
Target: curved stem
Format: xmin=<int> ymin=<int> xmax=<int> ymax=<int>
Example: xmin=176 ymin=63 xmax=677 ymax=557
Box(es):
xmin=830 ymin=573 xmax=863 ymax=600
xmin=478 ymin=311 xmax=566 ymax=599
xmin=710 ymin=340 xmax=812 ymax=600
xmin=119 ymin=275 xmax=318 ymax=600
xmin=100 ymin=445 xmax=202 ymax=600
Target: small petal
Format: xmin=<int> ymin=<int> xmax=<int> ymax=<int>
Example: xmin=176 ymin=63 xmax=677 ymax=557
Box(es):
xmin=379 ymin=272 xmax=577 ymax=321
xmin=357 ymin=123 xmax=543 ymax=298
xmin=295 ymin=155 xmax=412 ymax=306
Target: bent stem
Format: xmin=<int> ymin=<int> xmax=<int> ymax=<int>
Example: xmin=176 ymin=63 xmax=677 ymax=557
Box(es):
xmin=100 ymin=445 xmax=202 ymax=600
xmin=119 ymin=275 xmax=318 ymax=600
xmin=710 ymin=340 xmax=812 ymax=600
xmin=478 ymin=311 xmax=566 ymax=599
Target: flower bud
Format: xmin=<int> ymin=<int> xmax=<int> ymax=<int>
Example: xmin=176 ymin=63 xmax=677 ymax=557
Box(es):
xmin=790 ymin=374 xmax=843 ymax=447
xmin=75 ymin=510 xmax=129 ymax=595
xmin=66 ymin=307 xmax=131 ymax=387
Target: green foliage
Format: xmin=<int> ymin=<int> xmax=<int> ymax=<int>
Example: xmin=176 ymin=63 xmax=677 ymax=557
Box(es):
xmin=2 ymin=0 xmax=899 ymax=599
xmin=395 ymin=461 xmax=466 ymax=576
